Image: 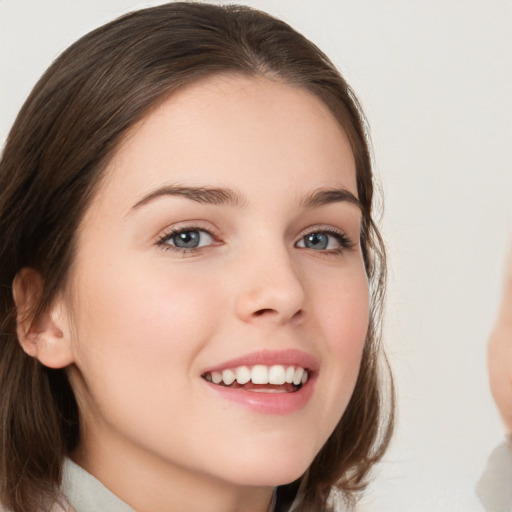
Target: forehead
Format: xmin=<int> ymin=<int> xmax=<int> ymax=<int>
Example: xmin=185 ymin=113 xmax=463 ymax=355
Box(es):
xmin=96 ymin=74 xmax=357 ymax=208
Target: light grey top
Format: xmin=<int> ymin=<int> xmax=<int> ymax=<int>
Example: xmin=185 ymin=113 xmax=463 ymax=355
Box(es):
xmin=476 ymin=439 xmax=512 ymax=512
xmin=59 ymin=459 xmax=135 ymax=512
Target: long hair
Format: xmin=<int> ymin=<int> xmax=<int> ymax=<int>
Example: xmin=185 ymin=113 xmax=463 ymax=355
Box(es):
xmin=0 ymin=3 xmax=393 ymax=511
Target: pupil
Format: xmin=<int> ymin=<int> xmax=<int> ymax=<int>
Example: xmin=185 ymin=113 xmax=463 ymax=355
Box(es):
xmin=174 ymin=231 xmax=200 ymax=248
xmin=305 ymin=233 xmax=328 ymax=250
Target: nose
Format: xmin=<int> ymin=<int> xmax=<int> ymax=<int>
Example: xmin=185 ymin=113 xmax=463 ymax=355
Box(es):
xmin=234 ymin=247 xmax=306 ymax=325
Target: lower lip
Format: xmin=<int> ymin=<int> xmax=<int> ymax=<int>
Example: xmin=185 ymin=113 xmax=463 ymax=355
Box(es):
xmin=203 ymin=377 xmax=316 ymax=414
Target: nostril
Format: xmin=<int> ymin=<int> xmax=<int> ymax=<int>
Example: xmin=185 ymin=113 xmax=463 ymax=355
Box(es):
xmin=253 ymin=308 xmax=305 ymax=320
xmin=254 ymin=308 xmax=276 ymax=317
xmin=292 ymin=309 xmax=305 ymax=320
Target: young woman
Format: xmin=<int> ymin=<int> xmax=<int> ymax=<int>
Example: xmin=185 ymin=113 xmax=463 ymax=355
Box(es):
xmin=0 ymin=3 xmax=393 ymax=511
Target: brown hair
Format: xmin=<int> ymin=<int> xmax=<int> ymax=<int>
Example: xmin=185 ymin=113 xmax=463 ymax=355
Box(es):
xmin=0 ymin=3 xmax=393 ymax=511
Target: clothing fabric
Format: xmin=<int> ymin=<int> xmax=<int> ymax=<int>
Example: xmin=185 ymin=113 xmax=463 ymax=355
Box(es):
xmin=476 ymin=438 xmax=512 ymax=512
xmin=56 ymin=459 xmax=134 ymax=511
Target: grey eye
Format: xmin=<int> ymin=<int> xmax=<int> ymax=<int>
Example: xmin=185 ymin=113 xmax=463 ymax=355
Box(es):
xmin=296 ymin=231 xmax=346 ymax=251
xmin=166 ymin=229 xmax=214 ymax=249
xmin=301 ymin=232 xmax=329 ymax=250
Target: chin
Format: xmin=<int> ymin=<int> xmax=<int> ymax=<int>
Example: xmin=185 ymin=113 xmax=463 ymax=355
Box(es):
xmin=215 ymin=446 xmax=316 ymax=487
xmin=200 ymin=419 xmax=333 ymax=487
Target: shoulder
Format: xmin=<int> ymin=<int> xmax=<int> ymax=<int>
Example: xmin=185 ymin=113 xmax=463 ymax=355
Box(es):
xmin=49 ymin=500 xmax=75 ymax=512
xmin=476 ymin=439 xmax=512 ymax=512
xmin=0 ymin=496 xmax=74 ymax=512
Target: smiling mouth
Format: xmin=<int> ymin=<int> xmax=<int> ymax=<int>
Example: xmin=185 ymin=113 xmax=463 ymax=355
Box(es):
xmin=202 ymin=364 xmax=309 ymax=393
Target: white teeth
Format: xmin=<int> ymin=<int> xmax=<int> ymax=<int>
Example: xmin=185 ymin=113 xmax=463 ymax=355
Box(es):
xmin=268 ymin=365 xmax=286 ymax=385
xmin=285 ymin=366 xmax=295 ymax=384
xmin=205 ymin=365 xmax=309 ymax=386
xmin=222 ymin=369 xmax=235 ymax=385
xmin=251 ymin=365 xmax=269 ymax=384
xmin=235 ymin=366 xmax=251 ymax=385
xmin=292 ymin=367 xmax=304 ymax=386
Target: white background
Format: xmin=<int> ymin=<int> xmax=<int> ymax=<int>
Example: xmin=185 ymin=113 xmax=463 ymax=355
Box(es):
xmin=1 ymin=1 xmax=511 ymax=510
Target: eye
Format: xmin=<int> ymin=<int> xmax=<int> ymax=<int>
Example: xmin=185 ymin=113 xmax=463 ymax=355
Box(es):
xmin=158 ymin=228 xmax=215 ymax=250
xmin=295 ymin=228 xmax=353 ymax=253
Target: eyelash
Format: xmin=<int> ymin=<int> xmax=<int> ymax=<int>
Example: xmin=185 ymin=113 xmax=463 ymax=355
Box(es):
xmin=156 ymin=225 xmax=355 ymax=256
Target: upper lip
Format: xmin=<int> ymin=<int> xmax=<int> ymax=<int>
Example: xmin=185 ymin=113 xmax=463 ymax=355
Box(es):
xmin=201 ymin=349 xmax=319 ymax=374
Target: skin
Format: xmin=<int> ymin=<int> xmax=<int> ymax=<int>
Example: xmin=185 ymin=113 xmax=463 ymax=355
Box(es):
xmin=16 ymin=75 xmax=369 ymax=512
xmin=488 ymin=247 xmax=512 ymax=433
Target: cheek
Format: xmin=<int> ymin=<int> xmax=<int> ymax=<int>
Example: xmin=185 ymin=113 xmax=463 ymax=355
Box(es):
xmin=312 ymin=266 xmax=369 ymax=409
xmin=70 ymin=256 xmax=223 ymax=390
xmin=67 ymin=258 xmax=229 ymax=449
xmin=318 ymin=268 xmax=370 ymax=356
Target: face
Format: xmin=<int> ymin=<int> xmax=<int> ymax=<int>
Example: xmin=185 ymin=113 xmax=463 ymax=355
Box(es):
xmin=63 ymin=75 xmax=369 ymax=498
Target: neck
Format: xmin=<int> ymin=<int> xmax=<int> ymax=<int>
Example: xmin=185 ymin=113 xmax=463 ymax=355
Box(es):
xmin=71 ymin=432 xmax=275 ymax=512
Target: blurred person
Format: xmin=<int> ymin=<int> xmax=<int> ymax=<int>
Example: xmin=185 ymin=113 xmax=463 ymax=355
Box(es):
xmin=477 ymin=246 xmax=512 ymax=511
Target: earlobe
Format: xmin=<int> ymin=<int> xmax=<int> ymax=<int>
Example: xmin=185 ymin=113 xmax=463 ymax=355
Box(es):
xmin=12 ymin=268 xmax=75 ymax=369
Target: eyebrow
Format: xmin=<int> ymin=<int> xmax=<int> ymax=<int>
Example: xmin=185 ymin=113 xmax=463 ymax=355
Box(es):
xmin=300 ymin=188 xmax=362 ymax=210
xmin=130 ymin=184 xmax=361 ymax=211
xmin=131 ymin=185 xmax=246 ymax=210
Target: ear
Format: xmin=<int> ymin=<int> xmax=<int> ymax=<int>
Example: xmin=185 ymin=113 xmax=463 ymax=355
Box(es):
xmin=12 ymin=268 xmax=74 ymax=369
